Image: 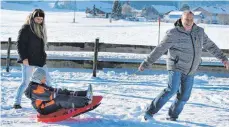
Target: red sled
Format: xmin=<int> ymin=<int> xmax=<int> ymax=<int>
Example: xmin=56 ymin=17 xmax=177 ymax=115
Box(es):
xmin=37 ymin=96 xmax=103 ymax=123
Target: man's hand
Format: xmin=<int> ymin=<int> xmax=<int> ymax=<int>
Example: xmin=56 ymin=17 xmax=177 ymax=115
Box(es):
xmin=223 ymin=61 xmax=229 ymax=70
xmin=138 ymin=65 xmax=145 ymax=72
xmin=23 ymin=59 xmax=29 ymax=65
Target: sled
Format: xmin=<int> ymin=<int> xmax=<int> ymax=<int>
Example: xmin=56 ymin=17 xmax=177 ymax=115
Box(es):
xmin=37 ymin=96 xmax=103 ymax=122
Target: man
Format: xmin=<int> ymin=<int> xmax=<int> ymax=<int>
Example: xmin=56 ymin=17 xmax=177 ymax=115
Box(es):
xmin=139 ymin=10 xmax=229 ymax=121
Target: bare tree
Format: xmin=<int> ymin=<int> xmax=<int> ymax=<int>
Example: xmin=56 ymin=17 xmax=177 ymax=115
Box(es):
xmin=122 ymin=2 xmax=132 ymax=18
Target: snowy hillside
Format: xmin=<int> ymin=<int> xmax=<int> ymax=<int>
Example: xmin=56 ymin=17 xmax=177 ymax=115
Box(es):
xmin=1 ymin=1 xmax=62 ymax=12
xmin=1 ymin=10 xmax=229 ymax=49
xmin=1 ymin=1 xmax=112 ymax=12
xmin=54 ymin=1 xmax=112 ymax=12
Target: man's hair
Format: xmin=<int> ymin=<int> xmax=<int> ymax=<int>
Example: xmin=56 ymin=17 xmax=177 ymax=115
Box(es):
xmin=182 ymin=10 xmax=194 ymax=16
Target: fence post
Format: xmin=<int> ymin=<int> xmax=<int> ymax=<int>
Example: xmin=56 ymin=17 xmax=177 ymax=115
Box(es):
xmin=93 ymin=38 xmax=99 ymax=77
xmin=158 ymin=16 xmax=161 ymax=45
xmin=6 ymin=37 xmax=12 ymax=72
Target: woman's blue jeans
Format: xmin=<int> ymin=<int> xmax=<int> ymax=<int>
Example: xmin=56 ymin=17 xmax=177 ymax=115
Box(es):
xmin=14 ymin=64 xmax=51 ymax=105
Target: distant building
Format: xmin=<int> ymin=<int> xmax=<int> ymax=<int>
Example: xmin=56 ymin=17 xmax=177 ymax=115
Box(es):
xmin=193 ymin=6 xmax=229 ymax=24
xmin=86 ymin=6 xmax=111 ymax=18
xmin=164 ymin=11 xmax=203 ymax=23
xmin=142 ymin=5 xmax=177 ymax=20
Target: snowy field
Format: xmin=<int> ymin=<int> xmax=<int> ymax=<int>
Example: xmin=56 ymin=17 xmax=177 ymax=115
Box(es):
xmin=1 ymin=2 xmax=229 ymax=127
xmin=1 ymin=9 xmax=229 ymax=49
xmin=1 ymin=67 xmax=229 ymax=127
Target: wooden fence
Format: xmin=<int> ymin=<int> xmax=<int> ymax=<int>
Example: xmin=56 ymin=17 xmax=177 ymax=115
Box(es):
xmin=1 ymin=37 xmax=229 ymax=74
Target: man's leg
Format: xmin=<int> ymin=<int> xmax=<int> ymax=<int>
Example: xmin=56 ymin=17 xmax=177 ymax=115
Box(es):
xmin=146 ymin=71 xmax=182 ymax=115
xmin=168 ymin=74 xmax=194 ymax=119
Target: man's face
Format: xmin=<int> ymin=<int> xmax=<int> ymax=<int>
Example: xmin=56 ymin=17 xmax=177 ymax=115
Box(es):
xmin=181 ymin=13 xmax=194 ymax=29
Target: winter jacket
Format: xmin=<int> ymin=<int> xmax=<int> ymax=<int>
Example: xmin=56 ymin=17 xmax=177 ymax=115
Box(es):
xmin=16 ymin=24 xmax=47 ymax=67
xmin=24 ymin=82 xmax=88 ymax=115
xmin=24 ymin=82 xmax=56 ymax=111
xmin=141 ymin=19 xmax=228 ymax=75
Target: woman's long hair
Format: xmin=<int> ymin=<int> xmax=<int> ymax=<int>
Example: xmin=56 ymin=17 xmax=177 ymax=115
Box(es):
xmin=25 ymin=9 xmax=48 ymax=47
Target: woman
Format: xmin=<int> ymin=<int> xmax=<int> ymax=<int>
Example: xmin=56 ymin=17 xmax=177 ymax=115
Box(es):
xmin=24 ymin=68 xmax=93 ymax=115
xmin=13 ymin=9 xmax=51 ymax=109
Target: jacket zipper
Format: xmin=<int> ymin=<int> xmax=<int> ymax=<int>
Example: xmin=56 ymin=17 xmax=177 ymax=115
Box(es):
xmin=188 ymin=34 xmax=195 ymax=75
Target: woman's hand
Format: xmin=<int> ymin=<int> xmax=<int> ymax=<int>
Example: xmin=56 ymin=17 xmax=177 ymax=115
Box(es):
xmin=23 ymin=59 xmax=29 ymax=65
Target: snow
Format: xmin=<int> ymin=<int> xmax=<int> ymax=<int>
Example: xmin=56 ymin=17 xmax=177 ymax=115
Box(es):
xmin=1 ymin=3 xmax=229 ymax=127
xmin=1 ymin=67 xmax=229 ymax=127
xmin=168 ymin=11 xmax=202 ymax=16
xmin=1 ymin=9 xmax=229 ymax=49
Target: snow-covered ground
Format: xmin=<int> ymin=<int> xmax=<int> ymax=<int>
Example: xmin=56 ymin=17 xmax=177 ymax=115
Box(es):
xmin=1 ymin=2 xmax=229 ymax=127
xmin=1 ymin=67 xmax=229 ymax=127
xmin=1 ymin=9 xmax=229 ymax=49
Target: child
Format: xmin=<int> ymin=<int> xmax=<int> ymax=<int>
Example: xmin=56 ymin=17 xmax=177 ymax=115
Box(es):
xmin=24 ymin=68 xmax=93 ymax=115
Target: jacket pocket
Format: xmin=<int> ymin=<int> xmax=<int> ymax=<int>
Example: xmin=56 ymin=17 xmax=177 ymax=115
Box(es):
xmin=167 ymin=56 xmax=179 ymax=65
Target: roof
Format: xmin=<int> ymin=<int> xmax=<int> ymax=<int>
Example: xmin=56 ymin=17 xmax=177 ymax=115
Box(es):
xmin=168 ymin=11 xmax=202 ymax=15
xmin=151 ymin=5 xmax=177 ymax=14
xmin=87 ymin=8 xmax=106 ymax=14
xmin=193 ymin=6 xmax=228 ymax=14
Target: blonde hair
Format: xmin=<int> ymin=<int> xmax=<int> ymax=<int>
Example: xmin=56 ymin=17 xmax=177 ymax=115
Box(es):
xmin=25 ymin=14 xmax=31 ymax=24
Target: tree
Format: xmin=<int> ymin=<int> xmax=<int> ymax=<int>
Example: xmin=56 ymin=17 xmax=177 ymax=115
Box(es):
xmin=121 ymin=2 xmax=132 ymax=18
xmin=93 ymin=4 xmax=96 ymax=16
xmin=180 ymin=4 xmax=190 ymax=11
xmin=112 ymin=0 xmax=122 ymax=19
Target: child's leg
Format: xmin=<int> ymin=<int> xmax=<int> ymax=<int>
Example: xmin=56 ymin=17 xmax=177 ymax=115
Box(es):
xmin=38 ymin=103 xmax=61 ymax=115
xmin=56 ymin=89 xmax=87 ymax=96
xmin=71 ymin=91 xmax=87 ymax=96
xmin=54 ymin=94 xmax=89 ymax=109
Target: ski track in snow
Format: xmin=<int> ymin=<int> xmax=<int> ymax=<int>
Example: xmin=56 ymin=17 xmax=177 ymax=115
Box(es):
xmin=1 ymin=67 xmax=229 ymax=127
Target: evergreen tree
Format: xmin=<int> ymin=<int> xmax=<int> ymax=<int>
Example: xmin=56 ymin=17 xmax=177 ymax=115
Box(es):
xmin=112 ymin=0 xmax=121 ymax=19
xmin=180 ymin=4 xmax=190 ymax=11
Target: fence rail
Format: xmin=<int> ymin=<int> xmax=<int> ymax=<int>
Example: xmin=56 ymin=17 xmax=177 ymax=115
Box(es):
xmin=1 ymin=40 xmax=229 ymax=55
xmin=1 ymin=39 xmax=229 ymax=74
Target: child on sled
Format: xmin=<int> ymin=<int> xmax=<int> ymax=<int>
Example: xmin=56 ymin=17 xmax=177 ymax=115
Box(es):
xmin=24 ymin=68 xmax=93 ymax=115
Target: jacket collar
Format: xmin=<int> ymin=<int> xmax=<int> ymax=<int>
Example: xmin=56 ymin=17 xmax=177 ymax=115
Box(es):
xmin=174 ymin=19 xmax=199 ymax=34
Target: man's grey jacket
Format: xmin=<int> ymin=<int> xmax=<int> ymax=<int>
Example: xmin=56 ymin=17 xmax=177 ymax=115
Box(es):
xmin=141 ymin=19 xmax=228 ymax=75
